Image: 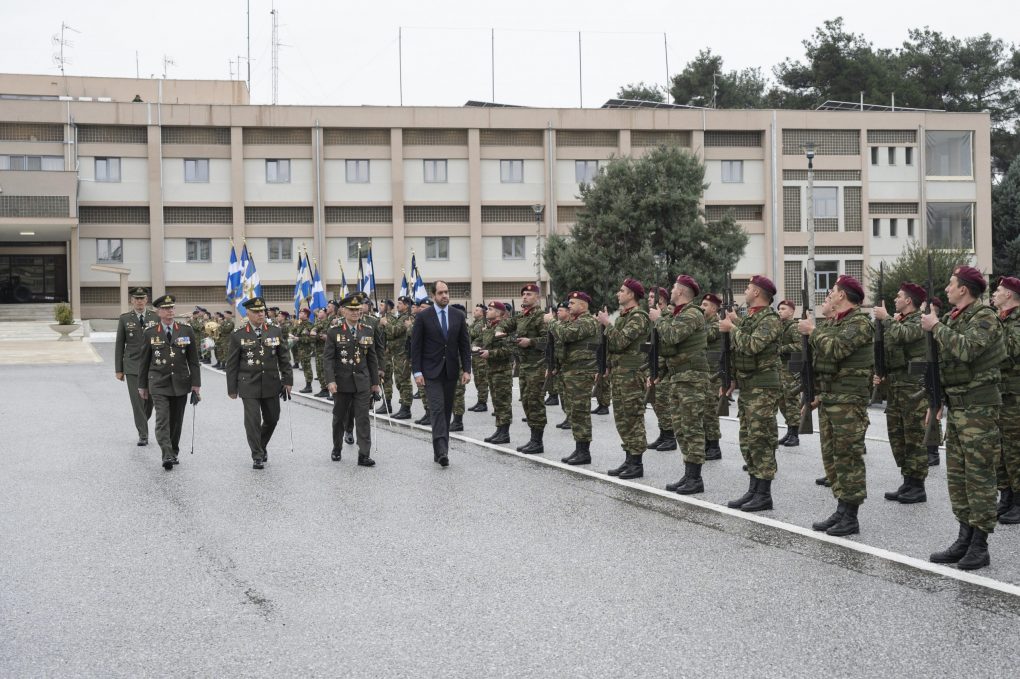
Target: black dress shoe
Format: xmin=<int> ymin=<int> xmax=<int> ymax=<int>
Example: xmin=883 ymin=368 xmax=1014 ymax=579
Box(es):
xmin=415 ymin=414 xmax=430 ymax=425
xmin=299 ymin=386 xmax=313 ymax=394
xmin=162 ymin=460 xmax=174 ymax=470
xmin=137 ymin=437 xmax=148 ymax=447
xmin=172 ymin=457 xmax=179 ymax=466
xmin=468 ymin=402 xmax=488 ymax=412
xmin=437 ymin=455 xmax=449 ymax=467
xmin=345 ymin=431 xmax=355 ymax=445
xmin=326 ymin=394 xmax=334 ymax=402
xmin=358 ymin=455 xmax=376 ymax=467
xmin=331 ymin=451 xmax=342 ymax=461
xmin=253 ymin=461 xmax=265 ymax=469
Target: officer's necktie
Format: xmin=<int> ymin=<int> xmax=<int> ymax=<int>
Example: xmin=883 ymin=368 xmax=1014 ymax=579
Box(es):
xmin=166 ymin=326 xmax=172 ymax=344
xmin=138 ymin=313 xmax=144 ymax=326
xmin=256 ymin=328 xmax=262 ymax=338
xmin=440 ymin=308 xmax=448 ymax=337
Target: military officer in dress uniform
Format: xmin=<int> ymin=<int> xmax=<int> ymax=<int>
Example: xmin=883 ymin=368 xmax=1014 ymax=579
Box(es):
xmin=324 ymin=292 xmax=381 ymax=466
xmin=137 ymin=294 xmax=201 ymax=470
xmin=115 ymin=287 xmax=159 ymax=445
xmin=226 ymin=296 xmax=294 ymax=469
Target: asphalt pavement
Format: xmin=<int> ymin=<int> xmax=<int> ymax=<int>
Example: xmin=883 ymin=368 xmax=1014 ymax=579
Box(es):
xmin=1 ymin=344 xmax=1019 ymax=678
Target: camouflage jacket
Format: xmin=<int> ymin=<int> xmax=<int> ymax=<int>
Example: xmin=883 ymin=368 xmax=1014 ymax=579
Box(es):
xmin=810 ymin=306 xmax=874 ymax=403
xmin=1000 ymin=307 xmax=1020 ymax=395
xmin=497 ymin=306 xmax=547 ymax=367
xmin=605 ymin=305 xmax=649 ymax=371
xmin=779 ymin=318 xmax=800 ymax=360
xmin=730 ymin=306 xmax=782 ymax=389
xmin=655 ymin=303 xmax=707 ymax=375
xmin=294 ymin=319 xmax=315 ymax=348
xmin=882 ymin=310 xmax=925 ymax=383
xmin=383 ymin=311 xmax=411 ymax=357
xmin=934 ymin=301 xmax=1004 ymax=400
xmin=479 ymin=320 xmax=514 ymax=371
xmin=551 ymin=311 xmax=598 ymax=372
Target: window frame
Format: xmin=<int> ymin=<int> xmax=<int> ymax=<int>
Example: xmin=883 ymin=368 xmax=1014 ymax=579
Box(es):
xmin=812 ymin=186 xmax=838 ymax=219
xmin=184 ymin=158 xmax=210 ymax=183
xmin=345 ymin=159 xmax=370 ymax=184
xmin=95 ymin=157 xmax=121 ymax=183
xmin=185 ymin=238 xmax=212 ymax=263
xmin=425 ymin=236 xmax=450 ymax=261
xmin=96 ymin=238 xmax=123 ymax=263
xmin=265 ymin=159 xmax=291 ymax=184
xmin=574 ymin=160 xmax=599 ymax=184
xmin=267 ymin=237 xmax=293 ymax=263
xmin=500 ymin=159 xmax=524 ymax=184
xmin=501 ymin=235 xmax=526 ymax=260
xmin=346 ymin=237 xmax=372 ymax=260
xmin=926 ymin=202 xmax=974 ymax=250
xmin=872 ymin=218 xmax=881 ymax=237
xmin=816 ymin=260 xmax=839 ymax=293
xmin=721 ymin=160 xmax=744 ymax=183
xmin=925 ymin=131 xmax=973 ymax=178
xmin=423 ymin=159 xmax=448 ymax=183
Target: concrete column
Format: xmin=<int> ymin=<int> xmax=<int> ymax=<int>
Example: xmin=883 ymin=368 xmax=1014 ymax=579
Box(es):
xmin=146 ymin=126 xmax=165 ymax=297
xmin=390 ymin=128 xmax=405 ymax=290
xmin=468 ymin=128 xmax=482 ymax=302
xmin=230 ymin=127 xmax=246 ymax=249
xmin=69 ymin=225 xmax=81 ymax=318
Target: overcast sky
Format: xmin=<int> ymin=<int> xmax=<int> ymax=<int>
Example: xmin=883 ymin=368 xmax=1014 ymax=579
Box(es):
xmin=1 ymin=0 xmax=1016 ymax=108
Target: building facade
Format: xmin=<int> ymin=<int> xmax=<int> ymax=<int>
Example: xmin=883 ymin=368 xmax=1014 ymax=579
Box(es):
xmin=0 ymin=74 xmax=992 ymax=318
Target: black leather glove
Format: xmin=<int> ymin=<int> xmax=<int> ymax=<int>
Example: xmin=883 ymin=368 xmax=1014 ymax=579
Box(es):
xmin=280 ymin=387 xmax=291 ymax=401
xmin=190 ymin=392 xmax=201 ymax=406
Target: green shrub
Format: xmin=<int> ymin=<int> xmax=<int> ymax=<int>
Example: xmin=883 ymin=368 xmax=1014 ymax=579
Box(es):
xmin=53 ymin=302 xmax=75 ymax=325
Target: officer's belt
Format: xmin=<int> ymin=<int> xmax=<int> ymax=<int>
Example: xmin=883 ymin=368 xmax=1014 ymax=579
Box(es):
xmin=608 ymin=354 xmax=646 ymax=370
xmin=945 ymin=383 xmax=1000 ymax=408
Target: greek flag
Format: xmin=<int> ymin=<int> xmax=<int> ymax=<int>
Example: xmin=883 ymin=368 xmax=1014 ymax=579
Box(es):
xmin=362 ymin=247 xmax=375 ymax=297
xmin=411 ymin=253 xmax=427 ymax=303
xmin=236 ymin=248 xmax=262 ymax=318
xmin=293 ymin=252 xmax=310 ymax=315
xmin=226 ymin=243 xmax=242 ymax=302
xmin=398 ymin=271 xmax=409 ymax=299
xmin=299 ymin=252 xmax=312 ymax=302
xmin=310 ymin=261 xmax=328 ymax=311
xmin=340 ymin=263 xmax=348 ymax=294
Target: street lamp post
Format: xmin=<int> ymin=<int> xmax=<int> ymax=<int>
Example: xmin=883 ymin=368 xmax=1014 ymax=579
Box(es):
xmin=532 ymin=203 xmax=545 ymax=299
xmin=804 ymin=144 xmax=816 ymax=311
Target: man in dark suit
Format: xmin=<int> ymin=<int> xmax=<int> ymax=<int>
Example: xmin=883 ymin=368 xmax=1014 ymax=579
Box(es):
xmin=115 ymin=286 xmax=158 ymax=445
xmin=138 ymin=294 xmax=201 ymax=471
xmin=225 ymin=296 xmax=294 ymax=469
xmin=410 ymin=280 xmax=472 ymax=467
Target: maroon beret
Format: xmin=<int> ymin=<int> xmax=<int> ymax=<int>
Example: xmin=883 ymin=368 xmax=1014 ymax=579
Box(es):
xmin=675 ymin=275 xmax=700 ymax=296
xmin=702 ymin=293 xmax=722 ymax=306
xmin=899 ymin=282 xmax=927 ymax=305
xmin=836 ymin=275 xmax=864 ymax=302
xmin=777 ymin=299 xmax=796 ymax=310
xmin=953 ymin=266 xmax=986 ymax=293
xmin=656 ymin=287 xmax=669 ymax=302
xmin=622 ymin=278 xmax=645 ymax=299
xmin=521 ymin=283 xmax=540 ymax=294
xmin=999 ymin=276 xmax=1020 ymax=296
xmin=488 ymin=300 xmax=507 ymax=312
xmin=930 ymin=297 xmax=943 ymax=309
xmin=568 ymin=291 xmax=592 ymax=304
xmin=750 ymin=275 xmax=776 ymax=298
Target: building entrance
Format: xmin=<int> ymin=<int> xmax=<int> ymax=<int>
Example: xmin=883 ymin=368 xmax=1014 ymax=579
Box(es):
xmin=0 ymin=251 xmax=68 ymax=303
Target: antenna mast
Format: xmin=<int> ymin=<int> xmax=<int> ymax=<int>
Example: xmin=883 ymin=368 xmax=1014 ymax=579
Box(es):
xmin=271 ymin=6 xmax=280 ymax=105
xmin=52 ymin=22 xmax=79 ymax=76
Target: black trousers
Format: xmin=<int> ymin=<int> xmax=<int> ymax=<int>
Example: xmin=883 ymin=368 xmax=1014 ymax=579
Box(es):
xmin=242 ymin=396 xmax=281 ymax=462
xmin=332 ymin=390 xmax=371 ymax=456
xmin=425 ymin=377 xmax=457 ymax=458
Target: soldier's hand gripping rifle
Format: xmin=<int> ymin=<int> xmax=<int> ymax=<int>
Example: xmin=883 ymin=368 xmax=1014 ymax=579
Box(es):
xmin=871 ymin=262 xmax=887 ymax=404
xmin=910 ymin=254 xmax=943 ymax=447
xmin=645 ymin=324 xmax=659 ymax=405
xmin=798 ymin=269 xmax=815 ymax=435
xmin=593 ymin=320 xmax=608 ymax=393
xmin=716 ymin=273 xmax=734 ymax=417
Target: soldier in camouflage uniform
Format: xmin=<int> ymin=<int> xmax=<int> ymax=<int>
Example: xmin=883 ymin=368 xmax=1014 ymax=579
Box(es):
xmin=468 ymin=304 xmax=490 ymax=412
xmin=776 ymin=300 xmax=803 ymax=447
xmin=375 ymin=300 xmax=397 ymax=413
xmin=652 ymin=276 xmax=709 ymax=493
xmin=383 ymin=296 xmax=415 ymax=419
xmin=592 ymin=357 xmax=611 ymax=415
xmin=872 ymin=282 xmax=930 ymax=504
xmin=550 ymin=302 xmax=572 ymax=430
xmin=926 ymin=266 xmax=1005 ymax=570
xmin=476 ymin=301 xmax=514 ymax=443
xmin=801 ymin=275 xmax=874 ymax=536
xmin=700 ymin=293 xmax=723 ymax=460
xmin=499 ymin=284 xmax=549 ymax=454
xmin=646 ymin=287 xmax=676 ymax=452
xmin=551 ymin=291 xmax=599 ymax=464
xmin=993 ymin=276 xmax=1020 ymax=524
xmin=597 ymin=279 xmax=651 ymax=478
xmin=293 ymin=307 xmax=316 ymax=392
xmin=190 ymin=308 xmax=207 ymax=365
xmin=721 ymin=275 xmax=782 ymax=513
xmin=312 ymin=307 xmax=332 ymax=397
xmin=215 ymin=310 xmax=235 ymax=369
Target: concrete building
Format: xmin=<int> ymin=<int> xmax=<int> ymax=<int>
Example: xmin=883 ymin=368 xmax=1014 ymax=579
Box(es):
xmin=0 ymin=73 xmax=992 ymax=318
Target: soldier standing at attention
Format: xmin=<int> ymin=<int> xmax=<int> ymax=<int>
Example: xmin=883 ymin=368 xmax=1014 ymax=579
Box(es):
xmin=653 ymin=276 xmax=708 ymax=493
xmin=993 ymin=276 xmax=1020 ymax=524
xmin=214 ymin=309 xmax=235 ymax=369
xmin=115 ymin=287 xmax=158 ymax=446
xmin=137 ymin=295 xmax=201 ymax=471
xmin=700 ymin=292 xmax=723 ymax=461
xmin=294 ymin=307 xmax=316 ymax=393
xmin=468 ymin=303 xmax=490 ymax=413
xmin=599 ymin=278 xmax=651 ymax=478
xmin=550 ymin=292 xmax=599 ymax=465
xmin=225 ymin=297 xmax=294 ymax=469
xmin=313 ymin=307 xmax=331 ymax=398
xmin=592 ymin=349 xmax=611 ymax=416
xmin=478 ymin=301 xmax=514 ymax=443
xmin=498 ymin=284 xmax=549 ymax=454
xmin=925 ymin=267 xmax=1004 ymax=570
xmin=776 ymin=300 xmax=803 ymax=447
xmin=801 ymin=275 xmax=874 ymax=536
xmin=873 ymin=282 xmax=930 ymax=504
xmin=646 ymin=287 xmax=676 ymax=452
xmin=190 ymin=308 xmax=207 ymax=366
xmin=383 ymin=296 xmax=415 ymax=420
xmin=325 ymin=293 xmax=381 ymax=466
xmin=548 ymin=301 xmax=572 ymax=430
xmin=375 ymin=299 xmax=397 ymax=414
xmin=449 ymin=303 xmax=469 ymax=432
xmin=720 ymin=276 xmax=782 ymax=513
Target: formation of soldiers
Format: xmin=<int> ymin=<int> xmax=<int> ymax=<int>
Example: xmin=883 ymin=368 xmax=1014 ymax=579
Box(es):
xmin=117 ymin=266 xmax=1020 ymax=572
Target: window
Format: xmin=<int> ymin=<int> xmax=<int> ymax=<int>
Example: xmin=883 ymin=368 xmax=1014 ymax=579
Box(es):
xmin=870 ymin=147 xmax=879 ymax=165
xmin=267 ymin=238 xmax=292 ymax=262
xmin=888 ymin=147 xmax=896 ymax=165
xmin=184 ymin=158 xmax=209 ymax=183
xmin=926 ymin=203 xmax=974 ymax=249
xmin=905 ymin=147 xmax=913 ymax=165
xmin=872 ymin=219 xmax=881 ymax=237
xmin=926 ymin=131 xmax=972 ymax=177
xmin=95 ymin=157 xmax=121 ymax=182
xmin=96 ymin=238 xmax=122 ymax=263
xmin=186 ymin=238 xmax=212 ymax=262
xmin=346 ymin=237 xmax=372 ymax=259
xmin=907 ymin=218 xmax=915 ymax=237
xmin=889 ymin=218 xmax=898 ymax=237
xmin=816 ymin=261 xmax=839 ymax=293
xmin=813 ymin=187 xmax=838 ymax=218
xmin=345 ymin=159 xmax=370 ymax=183
xmin=500 ymin=159 xmax=523 ymax=183
xmin=425 ymin=236 xmax=449 ymax=260
xmin=0 ymin=155 xmax=62 ymax=171
xmin=502 ymin=236 xmax=525 ymax=260
xmin=721 ymin=160 xmax=744 ymax=183
xmin=265 ymin=159 xmax=290 ymax=183
xmin=424 ymin=159 xmax=447 ymax=183
xmin=575 ymin=160 xmax=599 ymax=184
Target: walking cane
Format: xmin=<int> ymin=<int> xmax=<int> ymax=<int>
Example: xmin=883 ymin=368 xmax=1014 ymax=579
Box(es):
xmin=189 ymin=391 xmax=201 ymax=454
xmin=371 ymin=390 xmax=382 ymax=456
xmin=288 ymin=392 xmax=295 ymax=454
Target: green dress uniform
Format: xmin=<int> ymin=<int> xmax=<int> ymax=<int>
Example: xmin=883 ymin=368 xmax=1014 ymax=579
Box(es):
xmin=294 ymin=316 xmax=316 ymax=389
xmin=776 ymin=317 xmax=802 ymax=438
xmin=881 ymin=308 xmax=930 ymax=502
xmin=324 ymin=315 xmax=380 ymax=464
xmin=469 ymin=316 xmax=490 ymax=409
xmin=479 ymin=318 xmax=514 ymax=431
xmin=138 ymin=313 xmax=201 ymax=469
xmin=225 ymin=317 xmax=294 ymax=466
xmin=604 ymin=305 xmax=651 ymax=476
xmin=498 ymin=304 xmax=549 ymax=451
xmin=996 ymin=305 xmax=1020 ymax=523
xmin=701 ymin=311 xmax=723 ymax=457
xmin=550 ymin=301 xmax=598 ymax=463
xmin=115 ymin=306 xmax=159 ymax=443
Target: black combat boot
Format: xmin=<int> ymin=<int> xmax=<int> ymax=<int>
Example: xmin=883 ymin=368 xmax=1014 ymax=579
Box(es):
xmin=656 ymin=434 xmax=677 ymax=451
xmin=778 ymin=430 xmax=791 ymax=446
xmin=414 ymin=413 xmax=430 ymax=425
xmin=996 ymin=488 xmax=1014 ymax=517
xmin=812 ymin=501 xmax=845 ymax=532
xmin=618 ymin=454 xmax=644 ymax=480
xmin=562 ymin=441 xmax=591 ymax=465
xmin=815 ymin=476 xmax=831 ymax=487
xmin=299 ymin=385 xmax=313 ymax=394
xmin=556 ymin=418 xmax=571 ymax=429
xmin=357 ymin=453 xmax=376 ymax=467
xmin=740 ymin=478 xmax=773 ymax=512
xmin=782 ymin=427 xmax=800 ymax=447
xmin=468 ymin=401 xmax=488 ymax=412
xmin=517 ymin=428 xmax=545 ymax=454
xmin=375 ymin=401 xmax=391 ymax=415
xmin=826 ymin=502 xmax=859 ymax=536
xmin=647 ymin=430 xmax=673 ymax=450
xmin=591 ymin=404 xmax=610 ymax=415
xmin=897 ymin=477 xmax=927 ymax=504
xmin=675 ymin=462 xmax=704 ymax=495
xmin=704 ymin=439 xmax=722 ymax=461
xmin=391 ymin=405 xmax=412 ymax=420
xmin=884 ymin=477 xmax=909 ymax=501
xmin=930 ymin=522 xmax=974 ymax=563
xmin=315 ymin=389 xmax=329 ymax=398
xmin=665 ymin=467 xmax=689 ymax=492
xmin=999 ymin=492 xmax=1020 ymax=524
xmin=485 ymin=424 xmax=510 ymax=444
xmin=545 ymin=394 xmax=559 ymax=406
xmin=607 ymin=450 xmax=630 ymax=476
xmin=727 ymin=476 xmax=757 ymax=508
xmin=957 ymin=528 xmax=990 ymax=570
xmin=927 ymin=445 xmax=940 ymax=466
xmin=449 ymin=415 xmax=464 ymax=432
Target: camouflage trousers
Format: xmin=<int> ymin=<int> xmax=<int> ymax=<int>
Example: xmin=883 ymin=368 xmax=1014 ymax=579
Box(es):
xmin=777 ymin=368 xmax=801 ymax=429
xmin=998 ymin=394 xmax=1020 ymax=492
xmin=473 ymin=358 xmax=490 ymax=405
xmin=609 ymin=367 xmax=648 ymax=455
xmin=454 ymin=377 xmax=466 ymax=417
xmin=886 ymin=383 xmax=928 ymax=480
xmin=946 ymin=404 xmax=999 ymax=533
xmin=488 ymin=368 xmax=513 ymax=426
xmin=518 ymin=362 xmax=548 ymax=430
xmin=381 ymin=352 xmax=395 ymax=402
xmin=391 ymin=352 xmax=413 ymax=407
xmin=547 ymin=372 xmax=558 ymax=397
xmin=215 ymin=339 xmax=229 ymax=365
xmin=737 ymin=386 xmax=780 ymax=480
xmin=296 ymin=345 xmax=314 ymax=386
xmin=669 ymin=369 xmax=709 ymax=464
xmin=593 ymin=374 xmax=610 ymax=407
xmin=702 ymin=371 xmax=722 ymax=441
xmin=650 ymin=369 xmax=670 ymax=432
xmin=562 ymin=369 xmax=594 ymax=442
xmin=818 ymin=399 xmax=868 ymax=505
xmin=316 ymin=344 xmax=328 ymax=390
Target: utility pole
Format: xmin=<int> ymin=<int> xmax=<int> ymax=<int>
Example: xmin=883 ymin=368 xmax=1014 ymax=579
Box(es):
xmin=271 ymin=6 xmax=280 ymax=105
xmin=805 ymin=143 xmax=817 ymax=308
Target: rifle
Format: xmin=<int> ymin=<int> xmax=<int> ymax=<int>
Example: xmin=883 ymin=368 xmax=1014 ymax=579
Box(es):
xmin=910 ymin=254 xmax=943 ymax=447
xmin=593 ymin=321 xmax=608 ymax=392
xmin=645 ymin=324 xmax=659 ymax=405
xmin=716 ymin=273 xmax=733 ymax=417
xmin=798 ymin=269 xmax=815 ymax=435
xmin=542 ymin=329 xmax=557 ymax=393
xmin=870 ymin=262 xmax=886 ymax=404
